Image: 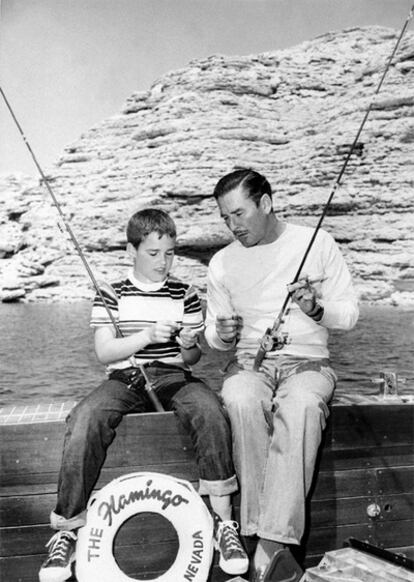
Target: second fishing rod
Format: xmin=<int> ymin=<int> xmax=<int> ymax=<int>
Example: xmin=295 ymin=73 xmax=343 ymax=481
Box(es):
xmin=0 ymin=86 xmax=165 ymax=412
xmin=253 ymin=4 xmax=413 ymax=371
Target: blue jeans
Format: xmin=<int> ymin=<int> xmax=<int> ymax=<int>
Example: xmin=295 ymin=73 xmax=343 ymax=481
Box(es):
xmin=52 ymin=362 xmax=237 ymax=530
xmin=221 ymin=354 xmax=336 ymax=545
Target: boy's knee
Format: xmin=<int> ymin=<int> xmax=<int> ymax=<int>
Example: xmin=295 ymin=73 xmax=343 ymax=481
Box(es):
xmin=67 ymin=401 xmax=115 ymax=434
xmin=173 ymin=383 xmax=222 ymax=418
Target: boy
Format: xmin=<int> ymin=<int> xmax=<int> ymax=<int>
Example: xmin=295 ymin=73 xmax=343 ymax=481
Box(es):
xmin=39 ymin=208 xmax=248 ymax=582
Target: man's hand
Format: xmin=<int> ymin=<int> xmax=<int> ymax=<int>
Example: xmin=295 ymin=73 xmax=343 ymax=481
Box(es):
xmin=287 ymin=276 xmax=318 ymax=315
xmin=216 ymin=314 xmax=242 ymax=343
xmin=146 ymin=321 xmax=180 ymax=343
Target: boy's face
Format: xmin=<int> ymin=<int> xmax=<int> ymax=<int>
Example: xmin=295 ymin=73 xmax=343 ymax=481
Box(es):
xmin=127 ymin=232 xmax=175 ymax=283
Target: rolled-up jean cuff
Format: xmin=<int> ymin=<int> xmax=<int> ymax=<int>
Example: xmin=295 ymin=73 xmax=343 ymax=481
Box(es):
xmin=198 ymin=474 xmax=238 ymax=497
xmin=257 ymin=529 xmax=299 ymax=546
xmin=50 ymin=510 xmax=86 ymax=531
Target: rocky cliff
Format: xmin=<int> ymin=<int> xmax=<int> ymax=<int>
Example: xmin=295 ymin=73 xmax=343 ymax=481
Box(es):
xmin=1 ymin=26 xmax=413 ymax=304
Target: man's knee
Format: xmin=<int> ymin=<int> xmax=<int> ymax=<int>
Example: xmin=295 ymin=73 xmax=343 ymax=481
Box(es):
xmin=222 ymin=373 xmax=267 ymax=415
xmin=275 ymin=384 xmax=330 ymax=427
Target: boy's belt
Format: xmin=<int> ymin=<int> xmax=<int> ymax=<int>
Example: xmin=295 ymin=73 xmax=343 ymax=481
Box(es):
xmin=108 ymin=366 xmax=149 ymax=386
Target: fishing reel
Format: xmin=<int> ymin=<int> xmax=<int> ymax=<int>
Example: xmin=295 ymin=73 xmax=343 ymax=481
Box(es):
xmin=253 ymin=327 xmax=289 ymax=371
xmin=261 ymin=329 xmax=289 ymax=352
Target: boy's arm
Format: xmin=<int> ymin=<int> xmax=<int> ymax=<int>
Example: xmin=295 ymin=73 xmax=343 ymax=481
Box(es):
xmin=179 ymin=284 xmax=204 ymax=365
xmin=94 ymin=321 xmax=179 ymax=365
xmin=177 ymin=328 xmax=202 ymax=365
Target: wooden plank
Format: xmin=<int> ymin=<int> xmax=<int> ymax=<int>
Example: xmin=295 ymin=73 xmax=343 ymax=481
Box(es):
xmin=376 ymin=493 xmax=414 ymax=523
xmin=0 ymin=431 xmax=195 ymax=480
xmin=0 ymin=525 xmax=53 ymax=557
xmin=326 ymin=405 xmax=414 ymax=449
xmin=305 ymin=519 xmax=414 ymax=557
xmin=305 ymin=522 xmax=376 ymax=556
xmin=309 ymin=493 xmax=414 ymax=528
xmin=10 ymin=441 xmax=411 ymax=489
xmin=0 ymin=464 xmax=200 ymax=527
xmin=311 ymin=465 xmax=414 ymax=500
xmin=377 ymin=466 xmax=414 ymax=495
xmin=317 ymin=444 xmax=414 ymax=472
xmin=311 ymin=467 xmax=376 ymax=500
xmin=2 ymin=407 xmax=413 ymax=479
xmin=0 ymin=555 xmax=46 ymax=582
xmin=0 ymin=554 xmax=236 ymax=582
xmin=0 ymin=460 xmax=199 ymax=496
xmin=375 ymin=520 xmax=414 ymax=550
xmin=0 ymin=413 xmax=195 ymax=480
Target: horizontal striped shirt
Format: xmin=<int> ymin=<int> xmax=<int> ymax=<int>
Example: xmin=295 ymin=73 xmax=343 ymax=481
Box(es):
xmin=90 ymin=270 xmax=204 ymax=371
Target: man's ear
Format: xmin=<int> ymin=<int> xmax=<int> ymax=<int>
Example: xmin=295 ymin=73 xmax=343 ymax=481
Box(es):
xmin=126 ymin=242 xmax=137 ymax=259
xmin=260 ymin=194 xmax=273 ymax=214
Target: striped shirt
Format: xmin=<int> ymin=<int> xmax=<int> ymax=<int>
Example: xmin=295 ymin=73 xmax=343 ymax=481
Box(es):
xmin=90 ymin=269 xmax=204 ymax=371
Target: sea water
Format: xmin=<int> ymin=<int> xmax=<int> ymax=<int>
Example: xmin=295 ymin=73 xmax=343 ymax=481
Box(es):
xmin=0 ymin=302 xmax=413 ymax=406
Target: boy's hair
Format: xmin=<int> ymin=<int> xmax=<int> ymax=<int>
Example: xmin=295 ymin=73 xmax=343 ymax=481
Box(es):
xmin=213 ymin=167 xmax=273 ymax=208
xmin=127 ymin=208 xmax=176 ymax=248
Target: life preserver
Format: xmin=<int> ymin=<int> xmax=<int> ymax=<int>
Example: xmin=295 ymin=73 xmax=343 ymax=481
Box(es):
xmin=76 ymin=472 xmax=214 ymax=582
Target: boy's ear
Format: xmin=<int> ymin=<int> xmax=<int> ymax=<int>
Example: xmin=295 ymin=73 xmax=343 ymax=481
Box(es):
xmin=126 ymin=242 xmax=137 ymax=259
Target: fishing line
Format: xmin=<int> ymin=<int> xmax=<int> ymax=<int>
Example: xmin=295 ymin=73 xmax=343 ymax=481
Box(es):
xmin=0 ymin=86 xmax=164 ymax=412
xmin=254 ymin=4 xmax=414 ymax=371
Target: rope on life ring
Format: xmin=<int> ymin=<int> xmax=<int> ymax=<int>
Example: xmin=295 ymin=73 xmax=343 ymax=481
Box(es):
xmin=76 ymin=472 xmax=214 ymax=582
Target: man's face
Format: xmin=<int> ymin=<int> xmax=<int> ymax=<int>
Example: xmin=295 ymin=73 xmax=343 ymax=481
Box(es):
xmin=128 ymin=232 xmax=175 ymax=283
xmin=217 ymin=186 xmax=271 ymax=247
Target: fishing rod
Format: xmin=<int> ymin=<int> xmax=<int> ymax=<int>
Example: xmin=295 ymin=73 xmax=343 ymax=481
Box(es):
xmin=0 ymin=86 xmax=164 ymax=412
xmin=254 ymin=4 xmax=414 ymax=371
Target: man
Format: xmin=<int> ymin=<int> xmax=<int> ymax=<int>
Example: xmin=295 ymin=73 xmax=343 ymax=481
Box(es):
xmin=205 ymin=168 xmax=359 ymax=582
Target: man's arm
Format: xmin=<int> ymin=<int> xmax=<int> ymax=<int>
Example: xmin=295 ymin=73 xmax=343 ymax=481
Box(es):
xmin=316 ymin=231 xmax=359 ymax=330
xmin=205 ymin=256 xmax=238 ymax=350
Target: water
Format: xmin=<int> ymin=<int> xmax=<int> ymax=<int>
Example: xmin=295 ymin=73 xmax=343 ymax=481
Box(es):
xmin=0 ymin=302 xmax=413 ymax=406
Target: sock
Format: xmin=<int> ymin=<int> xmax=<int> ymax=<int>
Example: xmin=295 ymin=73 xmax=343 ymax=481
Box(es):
xmin=254 ymin=538 xmax=285 ymax=570
xmin=209 ymin=494 xmax=232 ymax=522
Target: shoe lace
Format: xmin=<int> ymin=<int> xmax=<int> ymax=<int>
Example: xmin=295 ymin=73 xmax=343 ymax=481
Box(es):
xmin=218 ymin=521 xmax=244 ymax=553
xmin=45 ymin=530 xmax=77 ymax=561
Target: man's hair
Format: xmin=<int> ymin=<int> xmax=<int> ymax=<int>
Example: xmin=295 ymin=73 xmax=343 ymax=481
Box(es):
xmin=213 ymin=168 xmax=272 ymax=207
xmin=127 ymin=208 xmax=176 ymax=248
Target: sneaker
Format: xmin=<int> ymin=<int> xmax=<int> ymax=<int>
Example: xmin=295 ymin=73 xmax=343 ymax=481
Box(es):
xmin=213 ymin=512 xmax=249 ymax=575
xmin=39 ymin=530 xmax=77 ymax=582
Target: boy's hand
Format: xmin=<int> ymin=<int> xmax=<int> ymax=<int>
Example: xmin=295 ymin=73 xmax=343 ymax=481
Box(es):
xmin=216 ymin=314 xmax=242 ymax=343
xmin=177 ymin=328 xmax=200 ymax=350
xmin=146 ymin=321 xmax=180 ymax=343
xmin=287 ymin=275 xmax=318 ymax=315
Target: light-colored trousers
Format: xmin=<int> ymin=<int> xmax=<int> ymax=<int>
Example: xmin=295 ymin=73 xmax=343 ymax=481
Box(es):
xmin=221 ymin=355 xmax=336 ymax=545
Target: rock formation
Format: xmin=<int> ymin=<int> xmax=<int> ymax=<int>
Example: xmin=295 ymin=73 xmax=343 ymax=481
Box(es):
xmin=0 ymin=26 xmax=413 ymax=305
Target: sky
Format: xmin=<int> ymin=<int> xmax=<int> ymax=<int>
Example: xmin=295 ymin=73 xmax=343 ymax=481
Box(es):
xmin=0 ymin=0 xmax=412 ymax=176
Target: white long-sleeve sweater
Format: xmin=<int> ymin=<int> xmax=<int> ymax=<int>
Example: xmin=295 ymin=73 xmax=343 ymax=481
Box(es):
xmin=205 ymin=223 xmax=359 ymax=360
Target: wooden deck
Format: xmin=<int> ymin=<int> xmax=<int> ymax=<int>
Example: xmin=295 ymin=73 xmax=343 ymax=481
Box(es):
xmin=0 ymin=401 xmax=413 ymax=581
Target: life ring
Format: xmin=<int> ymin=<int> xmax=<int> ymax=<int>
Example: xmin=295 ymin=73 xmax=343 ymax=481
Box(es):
xmin=76 ymin=472 xmax=214 ymax=582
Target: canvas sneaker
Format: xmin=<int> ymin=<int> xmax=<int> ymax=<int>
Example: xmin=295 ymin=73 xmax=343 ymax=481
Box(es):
xmin=213 ymin=512 xmax=249 ymax=575
xmin=39 ymin=530 xmax=77 ymax=582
